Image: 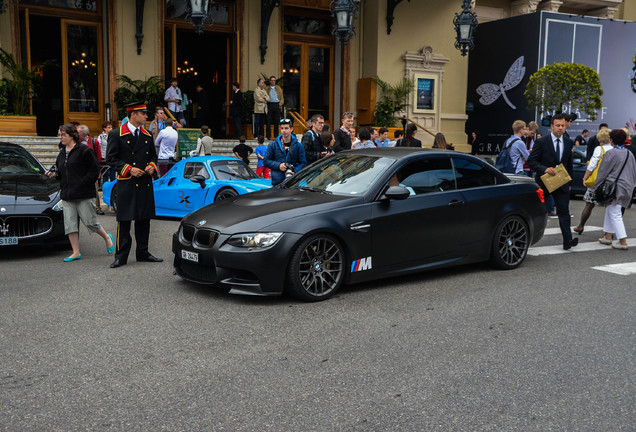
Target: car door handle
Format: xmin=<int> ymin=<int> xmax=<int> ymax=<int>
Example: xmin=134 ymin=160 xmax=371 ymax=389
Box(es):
xmin=350 ymin=222 xmax=370 ymax=231
xmin=448 ymin=200 xmax=465 ymax=207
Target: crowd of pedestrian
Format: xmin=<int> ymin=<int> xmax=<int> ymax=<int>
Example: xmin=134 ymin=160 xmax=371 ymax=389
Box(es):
xmin=494 ymin=113 xmax=636 ymax=251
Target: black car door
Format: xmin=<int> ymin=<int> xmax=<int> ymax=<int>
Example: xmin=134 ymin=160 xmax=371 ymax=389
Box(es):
xmin=370 ymin=156 xmax=467 ymax=270
xmin=450 ymin=156 xmax=499 ymax=254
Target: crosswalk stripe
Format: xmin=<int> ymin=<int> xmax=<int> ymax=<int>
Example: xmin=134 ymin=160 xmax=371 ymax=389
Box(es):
xmin=543 ymin=226 xmax=603 ymax=236
xmin=592 ymin=262 xmax=636 ymax=275
xmin=528 ymin=238 xmax=636 ymax=256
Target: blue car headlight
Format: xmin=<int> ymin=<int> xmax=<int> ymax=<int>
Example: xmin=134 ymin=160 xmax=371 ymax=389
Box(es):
xmin=227 ymin=232 xmax=283 ymax=248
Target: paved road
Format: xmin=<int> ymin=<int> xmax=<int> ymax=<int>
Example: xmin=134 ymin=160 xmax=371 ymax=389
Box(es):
xmin=1 ymin=199 xmax=634 ymax=431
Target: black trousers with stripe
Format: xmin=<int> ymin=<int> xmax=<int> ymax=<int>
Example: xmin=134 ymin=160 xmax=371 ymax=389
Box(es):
xmin=115 ymin=220 xmax=151 ymax=262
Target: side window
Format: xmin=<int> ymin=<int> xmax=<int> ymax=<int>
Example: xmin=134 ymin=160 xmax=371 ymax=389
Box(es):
xmin=183 ymin=162 xmax=210 ymax=179
xmin=452 ymin=157 xmax=496 ymax=189
xmin=392 ymin=158 xmax=456 ymax=195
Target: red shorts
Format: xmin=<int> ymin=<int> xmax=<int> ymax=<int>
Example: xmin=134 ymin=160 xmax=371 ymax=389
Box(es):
xmin=256 ymin=166 xmax=270 ymax=179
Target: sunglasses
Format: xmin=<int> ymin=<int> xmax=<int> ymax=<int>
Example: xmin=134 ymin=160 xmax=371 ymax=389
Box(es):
xmin=280 ymin=119 xmax=292 ymax=125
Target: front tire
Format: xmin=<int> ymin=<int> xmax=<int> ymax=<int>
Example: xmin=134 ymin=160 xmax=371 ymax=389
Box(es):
xmin=286 ymin=234 xmax=345 ymax=301
xmin=215 ymin=188 xmax=238 ymax=201
xmin=489 ymin=215 xmax=529 ymax=269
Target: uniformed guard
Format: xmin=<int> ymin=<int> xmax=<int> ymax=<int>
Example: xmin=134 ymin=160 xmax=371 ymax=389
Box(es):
xmin=106 ymin=102 xmax=163 ymax=268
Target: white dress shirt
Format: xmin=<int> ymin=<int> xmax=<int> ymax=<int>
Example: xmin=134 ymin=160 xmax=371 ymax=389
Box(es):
xmin=551 ymin=133 xmax=563 ymax=162
xmin=156 ymin=126 xmax=179 ymax=160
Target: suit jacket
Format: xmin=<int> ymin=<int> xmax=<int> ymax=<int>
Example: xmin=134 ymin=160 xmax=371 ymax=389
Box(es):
xmin=106 ymin=123 xmax=158 ymax=221
xmin=527 ymin=134 xmax=574 ymax=193
xmin=230 ymin=90 xmax=243 ymax=117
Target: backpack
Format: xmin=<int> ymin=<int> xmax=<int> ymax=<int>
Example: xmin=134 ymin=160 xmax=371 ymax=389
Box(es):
xmin=495 ymin=137 xmax=520 ymax=174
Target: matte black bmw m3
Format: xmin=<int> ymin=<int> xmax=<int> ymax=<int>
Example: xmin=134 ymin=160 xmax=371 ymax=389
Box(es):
xmin=172 ymin=148 xmax=547 ymax=301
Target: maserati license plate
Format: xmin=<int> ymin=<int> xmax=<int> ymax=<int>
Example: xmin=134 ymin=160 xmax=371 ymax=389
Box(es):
xmin=0 ymin=237 xmax=18 ymax=246
xmin=181 ymin=250 xmax=199 ymax=262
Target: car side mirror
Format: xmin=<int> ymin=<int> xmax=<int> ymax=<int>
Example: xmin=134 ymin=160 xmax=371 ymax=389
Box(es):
xmin=383 ymin=185 xmax=410 ymax=200
xmin=189 ymin=175 xmax=206 ymax=189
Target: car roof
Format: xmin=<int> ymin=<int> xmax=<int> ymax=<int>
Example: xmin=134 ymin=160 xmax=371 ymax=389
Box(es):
xmin=340 ymin=147 xmax=472 ymax=160
xmin=185 ymin=155 xmax=244 ymax=163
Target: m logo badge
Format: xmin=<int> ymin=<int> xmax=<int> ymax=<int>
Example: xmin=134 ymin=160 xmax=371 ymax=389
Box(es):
xmin=351 ymin=257 xmax=372 ymax=272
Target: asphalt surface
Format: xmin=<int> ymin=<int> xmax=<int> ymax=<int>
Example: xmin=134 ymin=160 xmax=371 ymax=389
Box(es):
xmin=1 ymin=199 xmax=634 ymax=431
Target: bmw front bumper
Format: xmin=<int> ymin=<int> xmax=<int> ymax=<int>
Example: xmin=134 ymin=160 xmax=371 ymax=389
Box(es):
xmin=172 ymin=231 xmax=303 ymax=296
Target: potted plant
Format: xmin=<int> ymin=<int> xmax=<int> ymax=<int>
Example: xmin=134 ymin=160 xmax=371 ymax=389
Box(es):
xmin=113 ymin=74 xmax=165 ymax=120
xmin=0 ymin=48 xmax=54 ymax=136
xmin=372 ymin=76 xmax=414 ymax=128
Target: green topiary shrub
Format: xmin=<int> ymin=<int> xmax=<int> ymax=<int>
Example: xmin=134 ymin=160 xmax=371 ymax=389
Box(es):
xmin=524 ymin=62 xmax=603 ymax=120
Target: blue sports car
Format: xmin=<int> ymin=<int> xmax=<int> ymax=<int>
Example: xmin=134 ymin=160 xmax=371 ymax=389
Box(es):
xmin=103 ymin=156 xmax=271 ymax=218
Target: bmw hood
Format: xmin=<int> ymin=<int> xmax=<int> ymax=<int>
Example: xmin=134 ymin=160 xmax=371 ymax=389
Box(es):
xmin=0 ymin=173 xmax=61 ymax=211
xmin=183 ymin=187 xmax=356 ymax=232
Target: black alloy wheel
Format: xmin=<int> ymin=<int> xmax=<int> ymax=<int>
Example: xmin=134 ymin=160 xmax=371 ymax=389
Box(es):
xmin=287 ymin=234 xmax=345 ymax=301
xmin=215 ymin=188 xmax=238 ymax=201
xmin=490 ymin=215 xmax=529 ymax=269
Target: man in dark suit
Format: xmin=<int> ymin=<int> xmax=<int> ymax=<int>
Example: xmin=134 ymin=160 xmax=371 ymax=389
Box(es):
xmin=106 ymin=102 xmax=163 ymax=268
xmin=229 ymin=82 xmax=243 ymax=139
xmin=528 ymin=113 xmax=578 ymax=250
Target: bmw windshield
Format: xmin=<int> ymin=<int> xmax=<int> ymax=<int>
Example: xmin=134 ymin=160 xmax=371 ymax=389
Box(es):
xmin=283 ymin=154 xmax=395 ymax=196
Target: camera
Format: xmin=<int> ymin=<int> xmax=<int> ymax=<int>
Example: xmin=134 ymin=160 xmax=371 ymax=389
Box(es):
xmin=49 ymin=165 xmax=58 ymax=174
xmin=284 ymin=163 xmax=295 ymax=178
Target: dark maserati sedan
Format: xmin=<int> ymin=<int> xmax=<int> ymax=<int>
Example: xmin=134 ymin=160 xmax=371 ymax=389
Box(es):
xmin=172 ymin=148 xmax=547 ymax=301
xmin=0 ymin=142 xmax=67 ymax=247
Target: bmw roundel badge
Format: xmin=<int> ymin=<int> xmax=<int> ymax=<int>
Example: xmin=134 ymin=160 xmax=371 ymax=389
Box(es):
xmin=198 ymin=220 xmax=206 ymax=226
xmin=0 ymin=207 xmax=5 ymax=213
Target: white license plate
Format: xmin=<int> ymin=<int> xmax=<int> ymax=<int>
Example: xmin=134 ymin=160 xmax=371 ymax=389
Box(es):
xmin=0 ymin=237 xmax=18 ymax=246
xmin=181 ymin=250 xmax=199 ymax=262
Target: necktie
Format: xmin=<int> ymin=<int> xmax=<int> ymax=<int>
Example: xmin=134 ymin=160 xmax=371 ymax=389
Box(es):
xmin=555 ymin=138 xmax=560 ymax=163
xmin=134 ymin=129 xmax=139 ymax=143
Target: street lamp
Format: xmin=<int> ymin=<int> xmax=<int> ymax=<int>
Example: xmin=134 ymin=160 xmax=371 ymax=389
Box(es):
xmin=330 ymin=0 xmax=360 ymax=45
xmin=186 ymin=0 xmax=215 ymax=35
xmin=453 ymin=0 xmax=478 ymax=56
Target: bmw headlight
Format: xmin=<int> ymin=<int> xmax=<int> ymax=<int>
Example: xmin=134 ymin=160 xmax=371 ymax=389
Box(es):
xmin=52 ymin=201 xmax=63 ymax=211
xmin=227 ymin=232 xmax=283 ymax=248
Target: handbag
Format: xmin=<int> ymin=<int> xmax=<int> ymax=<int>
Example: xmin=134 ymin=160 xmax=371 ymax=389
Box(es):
xmin=594 ymin=151 xmax=630 ymax=204
xmin=584 ymin=145 xmax=605 ymax=187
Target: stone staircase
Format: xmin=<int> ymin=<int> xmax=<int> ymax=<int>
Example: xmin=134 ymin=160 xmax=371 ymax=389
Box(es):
xmin=0 ymin=136 xmax=262 ymax=168
xmin=1 ymin=136 xmax=60 ymax=168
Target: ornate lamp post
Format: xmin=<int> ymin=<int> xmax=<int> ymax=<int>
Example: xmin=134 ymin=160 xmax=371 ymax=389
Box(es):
xmin=329 ymin=0 xmax=360 ymax=45
xmin=186 ymin=0 xmax=215 ymax=35
xmin=453 ymin=0 xmax=478 ymax=56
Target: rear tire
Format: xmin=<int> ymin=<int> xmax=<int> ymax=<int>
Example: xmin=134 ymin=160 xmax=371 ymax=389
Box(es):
xmin=286 ymin=234 xmax=345 ymax=301
xmin=489 ymin=215 xmax=529 ymax=269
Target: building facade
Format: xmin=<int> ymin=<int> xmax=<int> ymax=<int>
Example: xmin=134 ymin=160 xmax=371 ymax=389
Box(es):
xmin=0 ymin=0 xmax=634 ymax=151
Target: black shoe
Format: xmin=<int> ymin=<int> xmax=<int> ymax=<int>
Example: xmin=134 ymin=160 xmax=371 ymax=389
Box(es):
xmin=96 ymin=209 xmax=105 ymax=215
xmin=563 ymin=238 xmax=579 ymax=250
xmin=137 ymin=254 xmax=163 ymax=263
xmin=110 ymin=258 xmax=127 ymax=268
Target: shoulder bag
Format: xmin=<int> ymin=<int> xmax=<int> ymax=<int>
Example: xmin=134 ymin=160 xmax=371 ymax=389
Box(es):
xmin=584 ymin=145 xmax=605 ymax=187
xmin=594 ymin=151 xmax=630 ymax=204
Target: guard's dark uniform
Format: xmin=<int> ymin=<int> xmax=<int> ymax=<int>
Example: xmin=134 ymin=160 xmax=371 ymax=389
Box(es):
xmin=106 ymin=121 xmax=159 ymax=263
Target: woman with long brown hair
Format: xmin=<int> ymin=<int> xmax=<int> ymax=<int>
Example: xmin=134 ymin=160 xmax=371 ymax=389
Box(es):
xmin=433 ymin=132 xmax=454 ymax=150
